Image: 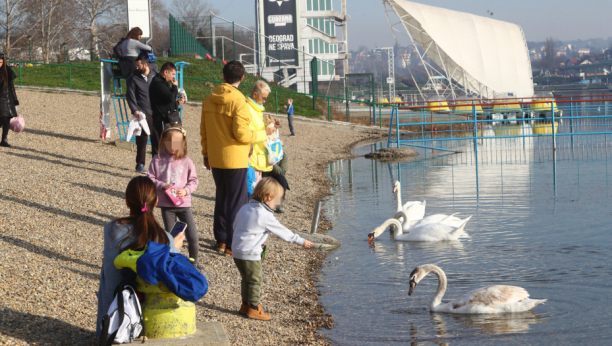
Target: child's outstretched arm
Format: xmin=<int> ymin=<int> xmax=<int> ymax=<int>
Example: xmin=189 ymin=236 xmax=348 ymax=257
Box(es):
xmin=265 ymin=214 xmax=306 ymax=246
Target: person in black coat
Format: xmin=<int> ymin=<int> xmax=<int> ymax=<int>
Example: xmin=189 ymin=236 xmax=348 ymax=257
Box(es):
xmin=149 ymin=62 xmax=185 ymax=136
xmin=0 ymin=54 xmax=19 ymax=148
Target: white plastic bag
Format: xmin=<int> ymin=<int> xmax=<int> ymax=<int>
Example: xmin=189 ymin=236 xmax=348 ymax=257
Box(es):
xmin=265 ymin=130 xmax=283 ymax=166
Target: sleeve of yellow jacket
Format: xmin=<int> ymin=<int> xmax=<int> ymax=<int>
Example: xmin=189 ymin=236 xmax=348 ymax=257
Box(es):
xmin=200 ymin=101 xmax=208 ymax=158
xmin=233 ymin=98 xmax=267 ymax=144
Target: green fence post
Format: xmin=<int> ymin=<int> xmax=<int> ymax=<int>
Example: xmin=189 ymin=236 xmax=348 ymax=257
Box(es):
xmin=327 ymin=97 xmax=331 ymax=122
xmin=275 ymin=90 xmax=278 ymax=115
xmin=19 ymin=64 xmax=22 ymax=86
xmin=69 ymin=66 xmax=72 ymax=90
xmin=345 ymin=79 xmax=349 ymax=122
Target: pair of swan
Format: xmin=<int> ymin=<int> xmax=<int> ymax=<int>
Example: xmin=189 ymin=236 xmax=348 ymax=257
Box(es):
xmin=408 ymin=264 xmax=546 ymax=314
xmin=369 ymin=209 xmax=471 ymax=242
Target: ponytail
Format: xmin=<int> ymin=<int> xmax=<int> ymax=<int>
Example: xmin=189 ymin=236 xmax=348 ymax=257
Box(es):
xmin=114 ymin=176 xmax=170 ymax=251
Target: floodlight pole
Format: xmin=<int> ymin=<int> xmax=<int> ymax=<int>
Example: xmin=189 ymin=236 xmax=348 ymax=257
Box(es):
xmin=375 ymin=47 xmax=395 ymax=102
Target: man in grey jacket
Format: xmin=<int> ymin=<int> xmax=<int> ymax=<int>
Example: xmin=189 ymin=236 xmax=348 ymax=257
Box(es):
xmin=126 ymin=53 xmax=158 ymax=173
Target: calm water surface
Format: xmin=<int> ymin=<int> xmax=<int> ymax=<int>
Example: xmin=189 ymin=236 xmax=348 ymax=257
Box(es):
xmin=317 ymin=139 xmax=612 ymax=345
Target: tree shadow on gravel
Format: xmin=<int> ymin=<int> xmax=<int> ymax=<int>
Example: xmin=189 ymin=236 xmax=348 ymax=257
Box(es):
xmin=2 ymin=151 xmax=132 ymax=178
xmin=191 ymin=193 xmax=215 ymax=202
xmin=23 ymin=128 xmax=98 ymax=143
xmin=88 ymin=210 xmax=116 ymax=221
xmin=70 ymin=182 xmax=124 ymax=198
xmin=0 ymin=235 xmax=99 ymax=269
xmin=11 ymin=146 xmax=128 ymax=170
xmin=62 ymin=266 xmax=100 ymax=281
xmin=0 ymin=194 xmax=107 ymax=227
xmin=0 ymin=308 xmax=97 ymax=345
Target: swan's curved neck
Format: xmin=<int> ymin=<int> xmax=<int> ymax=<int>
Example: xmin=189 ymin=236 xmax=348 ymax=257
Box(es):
xmin=423 ymin=264 xmax=447 ymax=309
xmin=395 ymin=185 xmax=402 ymax=212
xmin=382 ymin=218 xmax=403 ymax=235
xmin=393 ymin=210 xmax=410 ymax=231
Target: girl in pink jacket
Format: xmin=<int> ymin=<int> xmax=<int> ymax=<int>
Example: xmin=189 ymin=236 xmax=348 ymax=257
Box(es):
xmin=148 ymin=125 xmax=200 ymax=267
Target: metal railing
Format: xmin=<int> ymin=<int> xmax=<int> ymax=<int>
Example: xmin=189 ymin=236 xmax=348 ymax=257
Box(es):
xmin=9 ymin=60 xmax=98 ymax=90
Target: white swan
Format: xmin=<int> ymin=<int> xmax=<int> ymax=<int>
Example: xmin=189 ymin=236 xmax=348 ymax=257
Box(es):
xmin=392 ymin=181 xmax=425 ymax=228
xmin=368 ymin=215 xmax=471 ymax=242
xmin=408 ymin=264 xmax=547 ymax=314
xmin=394 ymin=209 xmax=471 ymax=232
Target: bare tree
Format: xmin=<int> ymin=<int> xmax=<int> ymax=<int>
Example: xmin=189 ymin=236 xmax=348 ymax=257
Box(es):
xmin=543 ymin=37 xmax=556 ymax=71
xmin=74 ymin=0 xmax=124 ymax=60
xmin=170 ymin=0 xmax=217 ymax=36
xmin=150 ymin=0 xmax=169 ymax=53
xmin=0 ymin=0 xmax=28 ymax=59
xmin=26 ymin=0 xmax=74 ymax=63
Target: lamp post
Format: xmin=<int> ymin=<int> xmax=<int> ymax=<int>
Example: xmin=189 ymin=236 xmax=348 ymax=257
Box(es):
xmin=27 ymin=35 xmax=32 ymax=62
xmin=61 ymin=42 xmax=67 ymax=63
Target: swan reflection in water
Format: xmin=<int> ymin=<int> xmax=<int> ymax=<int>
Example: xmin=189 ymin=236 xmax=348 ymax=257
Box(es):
xmin=430 ymin=311 xmax=547 ymax=336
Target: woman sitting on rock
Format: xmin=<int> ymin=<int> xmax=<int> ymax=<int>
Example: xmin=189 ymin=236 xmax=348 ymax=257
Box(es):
xmin=96 ymin=176 xmax=185 ymax=337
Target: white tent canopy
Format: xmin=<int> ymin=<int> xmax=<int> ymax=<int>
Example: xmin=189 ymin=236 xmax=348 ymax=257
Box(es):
xmin=386 ymin=0 xmax=534 ymax=99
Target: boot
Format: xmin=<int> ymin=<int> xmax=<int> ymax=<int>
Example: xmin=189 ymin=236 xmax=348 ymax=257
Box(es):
xmin=0 ymin=140 xmax=10 ymax=148
xmin=239 ymin=301 xmax=249 ymax=315
xmin=246 ymin=303 xmax=272 ymax=321
xmin=215 ymin=240 xmax=226 ymax=253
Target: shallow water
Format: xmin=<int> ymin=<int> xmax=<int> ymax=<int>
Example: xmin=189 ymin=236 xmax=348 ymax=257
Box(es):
xmin=318 ymin=139 xmax=612 ymax=345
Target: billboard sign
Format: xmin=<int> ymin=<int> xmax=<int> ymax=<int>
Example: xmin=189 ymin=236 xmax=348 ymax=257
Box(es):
xmin=127 ymin=0 xmax=151 ymax=39
xmin=263 ymin=0 xmax=299 ymax=67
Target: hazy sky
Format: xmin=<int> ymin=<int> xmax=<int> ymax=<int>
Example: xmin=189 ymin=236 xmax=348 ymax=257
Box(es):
xmin=164 ymin=0 xmax=612 ymax=48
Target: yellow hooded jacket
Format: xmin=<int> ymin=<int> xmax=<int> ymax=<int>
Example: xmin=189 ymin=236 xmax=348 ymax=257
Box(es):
xmin=246 ymin=96 xmax=273 ymax=172
xmin=200 ymin=84 xmax=267 ymax=169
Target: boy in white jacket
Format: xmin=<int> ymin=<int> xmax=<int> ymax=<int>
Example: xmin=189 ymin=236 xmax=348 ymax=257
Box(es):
xmin=232 ymin=177 xmax=313 ymax=320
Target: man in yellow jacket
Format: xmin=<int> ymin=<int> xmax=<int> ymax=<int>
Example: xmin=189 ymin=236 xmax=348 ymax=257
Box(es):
xmin=201 ymin=61 xmax=275 ymax=256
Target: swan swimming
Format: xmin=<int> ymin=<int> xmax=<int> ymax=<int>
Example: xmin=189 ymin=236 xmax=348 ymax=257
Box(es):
xmin=392 ymin=181 xmax=425 ymax=228
xmin=394 ymin=209 xmax=471 ymax=231
xmin=368 ymin=215 xmax=471 ymax=242
xmin=408 ymin=264 xmax=547 ymax=314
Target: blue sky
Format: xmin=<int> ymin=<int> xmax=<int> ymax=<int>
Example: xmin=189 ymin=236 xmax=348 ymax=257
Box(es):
xmin=164 ymin=0 xmax=612 ymax=48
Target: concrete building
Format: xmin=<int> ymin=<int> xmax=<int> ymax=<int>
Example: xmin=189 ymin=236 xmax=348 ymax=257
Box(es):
xmin=300 ymin=0 xmax=350 ymax=93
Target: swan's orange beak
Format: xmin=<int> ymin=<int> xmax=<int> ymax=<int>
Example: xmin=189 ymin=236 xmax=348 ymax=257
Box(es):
xmin=392 ymin=187 xmax=397 ymax=194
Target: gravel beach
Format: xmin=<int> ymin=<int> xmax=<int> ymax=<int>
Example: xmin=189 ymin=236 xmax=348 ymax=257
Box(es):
xmin=0 ymin=90 xmax=385 ymax=345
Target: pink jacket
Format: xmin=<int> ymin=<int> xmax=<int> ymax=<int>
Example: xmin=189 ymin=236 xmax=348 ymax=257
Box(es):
xmin=147 ymin=151 xmax=199 ymax=208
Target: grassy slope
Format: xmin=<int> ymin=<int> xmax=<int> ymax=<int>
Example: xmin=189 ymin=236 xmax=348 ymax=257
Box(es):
xmin=13 ymin=58 xmax=321 ymax=117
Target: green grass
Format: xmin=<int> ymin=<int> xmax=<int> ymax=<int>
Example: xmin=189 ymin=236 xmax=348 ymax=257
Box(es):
xmin=12 ymin=58 xmax=322 ymax=118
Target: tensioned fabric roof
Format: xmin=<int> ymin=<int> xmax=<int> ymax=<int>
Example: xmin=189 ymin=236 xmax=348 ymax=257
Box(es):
xmin=389 ymin=0 xmax=534 ymax=98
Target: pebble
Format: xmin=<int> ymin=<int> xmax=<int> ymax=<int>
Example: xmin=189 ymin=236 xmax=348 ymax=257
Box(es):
xmin=0 ymin=90 xmax=385 ymax=345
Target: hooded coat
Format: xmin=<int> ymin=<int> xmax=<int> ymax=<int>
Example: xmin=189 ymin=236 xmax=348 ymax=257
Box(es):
xmin=200 ymin=83 xmax=266 ymax=169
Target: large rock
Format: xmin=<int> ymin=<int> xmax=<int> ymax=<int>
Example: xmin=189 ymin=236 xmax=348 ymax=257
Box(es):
xmin=364 ymin=147 xmax=419 ymax=162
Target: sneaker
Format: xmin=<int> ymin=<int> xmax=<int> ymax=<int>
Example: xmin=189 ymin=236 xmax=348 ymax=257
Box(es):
xmin=239 ymin=302 xmax=249 ymax=315
xmin=0 ymin=140 xmax=11 ymax=148
xmin=224 ymin=248 xmax=232 ymax=257
xmin=246 ymin=304 xmax=272 ymax=321
xmin=289 ymin=134 xmax=295 ymax=137
xmin=135 ymin=164 xmax=147 ymax=174
xmin=215 ymin=240 xmax=226 ymax=253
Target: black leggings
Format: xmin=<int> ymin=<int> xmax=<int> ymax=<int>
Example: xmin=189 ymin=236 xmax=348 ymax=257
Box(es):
xmin=1 ymin=117 xmax=10 ymax=141
xmin=160 ymin=207 xmax=199 ymax=265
